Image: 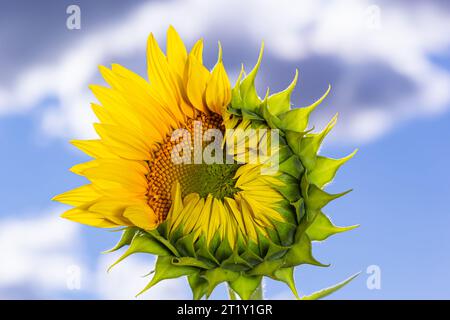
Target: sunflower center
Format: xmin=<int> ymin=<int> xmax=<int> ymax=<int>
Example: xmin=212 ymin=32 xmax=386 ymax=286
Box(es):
xmin=146 ymin=113 xmax=241 ymax=222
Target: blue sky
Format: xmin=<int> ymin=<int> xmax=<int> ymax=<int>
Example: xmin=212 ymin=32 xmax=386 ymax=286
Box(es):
xmin=0 ymin=0 xmax=449 ymax=299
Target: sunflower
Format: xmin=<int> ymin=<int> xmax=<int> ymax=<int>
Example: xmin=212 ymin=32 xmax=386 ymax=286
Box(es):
xmin=54 ymin=26 xmax=358 ymax=300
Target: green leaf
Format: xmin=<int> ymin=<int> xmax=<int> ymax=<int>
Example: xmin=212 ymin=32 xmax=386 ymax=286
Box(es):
xmin=284 ymin=233 xmax=328 ymax=268
xmin=267 ymin=69 xmax=298 ymax=115
xmin=299 ymin=114 xmax=337 ymax=171
xmin=107 ymin=233 xmax=171 ymax=272
xmin=239 ymin=43 xmax=264 ymax=112
xmin=228 ymin=274 xmax=263 ymax=300
xmin=102 ymin=227 xmax=138 ymax=253
xmin=306 ymin=211 xmax=359 ymax=241
xmin=300 ymin=272 xmax=360 ymax=300
xmin=306 ymin=184 xmax=352 ymax=210
xmin=271 ymin=267 xmax=299 ymax=299
xmin=308 ymin=149 xmax=358 ymax=188
xmin=137 ymin=256 xmax=198 ymax=296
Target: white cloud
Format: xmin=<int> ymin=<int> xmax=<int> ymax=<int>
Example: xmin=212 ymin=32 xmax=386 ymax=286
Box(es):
xmin=95 ymin=252 xmax=191 ymax=300
xmin=0 ymin=207 xmax=192 ymax=299
xmin=0 ymin=208 xmax=86 ymax=298
xmin=0 ymin=0 xmax=449 ymax=143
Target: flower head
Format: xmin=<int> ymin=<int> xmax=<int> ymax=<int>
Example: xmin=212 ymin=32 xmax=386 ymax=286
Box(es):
xmin=54 ymin=26 xmax=358 ymax=300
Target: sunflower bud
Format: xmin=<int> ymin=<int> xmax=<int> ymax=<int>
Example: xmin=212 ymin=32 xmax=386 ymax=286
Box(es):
xmin=53 ymin=27 xmax=358 ymax=300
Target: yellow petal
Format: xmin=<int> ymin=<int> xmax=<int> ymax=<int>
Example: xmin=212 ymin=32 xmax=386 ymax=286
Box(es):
xmin=124 ymin=204 xmax=159 ymax=230
xmin=94 ymin=123 xmax=152 ymax=160
xmin=147 ymin=34 xmax=185 ymax=123
xmin=61 ymin=208 xmax=119 ymax=228
xmin=71 ymin=139 xmax=118 ymax=159
xmin=52 ymin=184 xmax=100 ymax=206
xmin=205 ymin=61 xmax=231 ymax=114
xmin=185 ymin=54 xmax=210 ymax=112
xmin=166 ymin=26 xmax=188 ymax=78
xmin=190 ymin=39 xmax=204 ymax=64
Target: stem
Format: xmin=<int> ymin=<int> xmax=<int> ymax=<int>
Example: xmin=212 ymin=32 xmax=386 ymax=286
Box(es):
xmin=251 ymin=282 xmax=264 ymax=300
xmin=227 ymin=285 xmax=237 ymax=300
xmin=227 ymin=280 xmax=264 ymax=300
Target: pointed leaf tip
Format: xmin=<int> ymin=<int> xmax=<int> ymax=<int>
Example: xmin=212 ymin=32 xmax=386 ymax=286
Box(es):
xmin=239 ymin=42 xmax=265 ymax=111
xmin=307 ymin=211 xmax=359 ymax=241
xmin=308 ymin=149 xmax=358 ymax=188
xmin=267 ymin=69 xmax=299 ymax=115
xmin=300 ymin=272 xmax=360 ymax=300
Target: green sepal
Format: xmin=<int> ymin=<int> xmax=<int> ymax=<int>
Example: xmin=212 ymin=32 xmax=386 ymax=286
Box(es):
xmin=277 ymin=143 xmax=294 ymax=164
xmin=265 ymin=238 xmax=290 ymax=260
xmin=188 ymin=272 xmax=209 ymax=300
xmin=107 ymin=232 xmax=171 ymax=272
xmin=231 ymin=64 xmax=245 ymax=108
xmin=175 ymin=232 xmax=197 ymax=257
xmin=195 ymin=235 xmax=220 ymax=265
xmin=284 ymin=233 xmax=328 ymax=268
xmin=271 ymin=267 xmax=299 ymax=299
xmin=239 ymin=44 xmax=264 ymax=112
xmin=203 ymin=268 xmax=239 ymax=298
xmin=172 ymin=257 xmax=215 ymax=269
xmin=214 ymin=237 xmax=233 ymax=262
xmin=306 ymin=211 xmax=359 ymax=241
xmin=291 ymin=198 xmax=305 ymax=224
xmin=300 ymin=272 xmax=360 ymax=300
xmin=228 ymin=274 xmax=263 ymax=300
xmin=256 ymin=229 xmax=271 ymax=257
xmin=274 ymin=174 xmax=301 ymax=202
xmin=245 ymin=237 xmax=262 ymax=258
xmin=308 ymin=149 xmax=358 ymax=188
xmin=267 ymin=69 xmax=298 ymax=115
xmin=241 ymin=109 xmax=264 ymax=121
xmin=278 ymin=85 xmax=330 ymax=133
xmin=240 ymin=247 xmax=264 ymax=266
xmin=279 ymin=155 xmax=304 ymax=179
xmin=137 ymin=256 xmax=198 ymax=296
xmin=248 ymin=259 xmax=283 ymax=276
xmin=306 ymin=184 xmax=352 ymax=210
xmin=147 ymin=230 xmax=180 ymax=257
xmin=227 ymin=106 xmax=242 ymax=116
xmin=102 ymin=227 xmax=138 ymax=253
xmin=221 ymin=250 xmax=253 ymax=272
xmin=299 ymin=114 xmax=337 ymax=171
xmin=285 ymin=130 xmax=308 ymax=156
xmin=261 ymin=104 xmax=283 ymax=130
xmin=272 ymin=218 xmax=296 ymax=247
